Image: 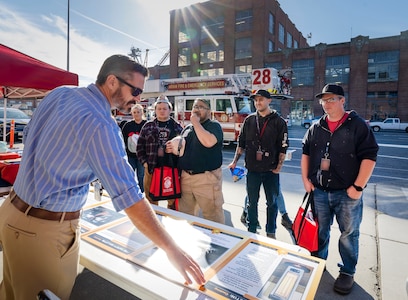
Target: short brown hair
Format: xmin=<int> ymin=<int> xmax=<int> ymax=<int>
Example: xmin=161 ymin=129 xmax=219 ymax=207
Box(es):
xmin=96 ymin=55 xmax=149 ymax=85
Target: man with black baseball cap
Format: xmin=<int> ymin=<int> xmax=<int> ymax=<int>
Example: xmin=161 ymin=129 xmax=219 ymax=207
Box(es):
xmin=315 ymin=83 xmax=344 ymax=99
xmin=229 ymin=89 xmax=288 ymax=239
xmin=302 ymin=83 xmax=378 ymax=294
xmin=239 ymin=89 xmax=293 ymax=233
xmin=252 ymin=89 xmax=272 ymax=99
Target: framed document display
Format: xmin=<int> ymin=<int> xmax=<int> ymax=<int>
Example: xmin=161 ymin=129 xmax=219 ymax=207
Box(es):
xmin=128 ymin=219 xmax=245 ymax=285
xmin=80 ymin=201 xmax=127 ymax=234
xmin=202 ymin=239 xmax=325 ymax=300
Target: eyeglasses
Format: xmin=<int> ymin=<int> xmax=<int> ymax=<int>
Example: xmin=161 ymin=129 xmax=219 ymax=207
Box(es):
xmin=116 ymin=76 xmax=143 ymax=97
xmin=193 ymin=105 xmax=209 ymax=111
xmin=319 ymin=96 xmax=342 ymax=104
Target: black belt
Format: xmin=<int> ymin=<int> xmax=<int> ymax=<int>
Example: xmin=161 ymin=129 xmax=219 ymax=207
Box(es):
xmin=10 ymin=190 xmax=80 ymax=221
xmin=184 ymin=170 xmax=205 ymax=175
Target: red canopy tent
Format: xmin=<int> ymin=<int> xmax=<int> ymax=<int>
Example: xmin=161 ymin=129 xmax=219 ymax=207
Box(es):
xmin=0 ymin=43 xmax=78 ymax=98
xmin=0 ymin=44 xmax=79 ymax=143
xmin=0 ymin=44 xmax=78 ymax=185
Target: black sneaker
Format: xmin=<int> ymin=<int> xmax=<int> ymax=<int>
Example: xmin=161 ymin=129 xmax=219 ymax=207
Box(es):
xmin=240 ymin=210 xmax=262 ymax=229
xmin=333 ymin=273 xmax=354 ymax=294
xmin=240 ymin=210 xmax=247 ymax=225
xmin=281 ymin=213 xmax=293 ymax=231
xmin=267 ymin=233 xmax=276 ymax=239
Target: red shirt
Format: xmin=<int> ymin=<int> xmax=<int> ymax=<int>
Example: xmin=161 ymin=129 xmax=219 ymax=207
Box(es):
xmin=326 ymin=113 xmax=349 ymax=133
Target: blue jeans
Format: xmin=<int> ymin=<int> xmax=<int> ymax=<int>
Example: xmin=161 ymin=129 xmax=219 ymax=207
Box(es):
xmin=246 ymin=171 xmax=279 ymax=234
xmin=244 ymin=187 xmax=287 ymax=215
xmin=128 ymin=156 xmax=145 ymax=193
xmin=313 ymin=188 xmax=363 ymax=275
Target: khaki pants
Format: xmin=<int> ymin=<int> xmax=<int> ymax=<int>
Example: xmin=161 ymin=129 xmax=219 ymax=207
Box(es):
xmin=179 ymin=167 xmax=225 ymax=224
xmin=144 ymin=167 xmax=176 ymax=209
xmin=0 ymin=191 xmax=80 ymax=300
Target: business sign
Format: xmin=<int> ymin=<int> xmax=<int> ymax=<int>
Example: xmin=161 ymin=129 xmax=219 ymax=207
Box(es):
xmin=166 ymin=79 xmax=226 ymax=91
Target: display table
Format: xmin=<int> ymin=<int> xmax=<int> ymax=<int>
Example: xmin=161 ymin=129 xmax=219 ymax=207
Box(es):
xmin=79 ymin=193 xmax=325 ymax=300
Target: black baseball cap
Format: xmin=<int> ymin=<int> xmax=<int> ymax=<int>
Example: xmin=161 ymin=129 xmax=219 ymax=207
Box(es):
xmin=252 ymin=89 xmax=272 ymax=99
xmin=315 ymin=84 xmax=344 ymax=99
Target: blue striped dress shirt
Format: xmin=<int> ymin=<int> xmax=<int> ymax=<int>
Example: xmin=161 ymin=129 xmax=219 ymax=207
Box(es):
xmin=13 ymin=84 xmax=143 ymax=212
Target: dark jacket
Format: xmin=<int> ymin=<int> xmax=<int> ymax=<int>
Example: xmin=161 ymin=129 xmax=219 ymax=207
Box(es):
xmin=238 ymin=110 xmax=288 ymax=172
xmin=302 ymin=111 xmax=378 ymax=190
xmin=121 ymin=119 xmax=146 ymax=158
xmin=136 ymin=118 xmax=182 ymax=173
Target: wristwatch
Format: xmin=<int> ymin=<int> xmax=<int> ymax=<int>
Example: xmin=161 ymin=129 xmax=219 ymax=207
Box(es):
xmin=352 ymin=183 xmax=365 ymax=191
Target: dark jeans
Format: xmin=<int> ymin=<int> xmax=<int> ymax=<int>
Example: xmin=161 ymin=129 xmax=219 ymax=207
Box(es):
xmin=313 ymin=188 xmax=363 ymax=275
xmin=246 ymin=171 xmax=279 ymax=234
xmin=128 ymin=156 xmax=145 ymax=193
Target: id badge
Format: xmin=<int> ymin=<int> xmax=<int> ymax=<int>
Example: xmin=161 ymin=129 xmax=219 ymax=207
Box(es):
xmin=256 ymin=150 xmax=263 ymax=161
xmin=320 ymin=154 xmax=330 ymax=171
xmin=158 ymin=146 xmax=164 ymax=157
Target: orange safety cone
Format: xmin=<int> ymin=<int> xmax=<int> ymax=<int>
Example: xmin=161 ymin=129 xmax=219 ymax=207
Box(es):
xmin=9 ymin=119 xmax=15 ymax=148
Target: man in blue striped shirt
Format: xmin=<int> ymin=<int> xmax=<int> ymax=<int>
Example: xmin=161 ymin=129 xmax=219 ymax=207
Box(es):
xmin=0 ymin=55 xmax=205 ymax=299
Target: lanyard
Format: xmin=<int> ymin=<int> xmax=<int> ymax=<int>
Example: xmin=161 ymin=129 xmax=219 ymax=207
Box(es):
xmin=324 ymin=141 xmax=330 ymax=158
xmin=256 ymin=114 xmax=269 ymax=139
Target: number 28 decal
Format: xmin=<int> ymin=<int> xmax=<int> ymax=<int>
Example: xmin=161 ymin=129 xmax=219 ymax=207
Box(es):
xmin=253 ymin=69 xmax=272 ymax=85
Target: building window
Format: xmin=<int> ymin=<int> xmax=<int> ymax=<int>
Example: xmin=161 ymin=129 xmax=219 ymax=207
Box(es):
xmin=325 ymin=55 xmax=350 ymax=84
xmin=200 ymin=68 xmax=224 ymax=76
xmin=178 ymin=71 xmax=191 ymax=78
xmin=201 ymin=16 xmax=224 ymax=42
xmin=278 ymin=23 xmax=285 ymax=44
xmin=235 ymin=37 xmax=252 ymax=59
xmin=178 ymin=27 xmax=192 ymax=43
xmin=287 ymin=32 xmax=292 ymax=48
xmin=200 ymin=43 xmax=224 ymax=64
xmin=292 ymin=59 xmax=314 ymax=86
xmin=294 ymin=40 xmax=298 ymax=49
xmin=235 ymin=65 xmax=252 ymax=74
xmin=269 ymin=13 xmax=274 ymax=34
xmin=367 ymin=51 xmax=399 ymax=82
xmin=265 ymin=62 xmax=282 ymax=71
xmin=268 ymin=40 xmax=274 ymax=53
xmin=178 ymin=47 xmax=191 ymax=67
xmin=366 ymin=91 xmax=398 ymax=121
xmin=236 ymin=9 xmax=253 ymax=32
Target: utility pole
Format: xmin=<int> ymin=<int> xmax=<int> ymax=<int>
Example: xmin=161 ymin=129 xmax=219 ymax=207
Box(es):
xmin=67 ymin=0 xmax=70 ymax=71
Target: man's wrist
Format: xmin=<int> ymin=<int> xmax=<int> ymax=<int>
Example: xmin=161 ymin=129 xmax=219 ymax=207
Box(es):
xmin=352 ymin=183 xmax=366 ymax=191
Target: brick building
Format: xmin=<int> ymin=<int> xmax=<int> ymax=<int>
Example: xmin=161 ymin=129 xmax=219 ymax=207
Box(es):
xmin=148 ymin=0 xmax=408 ymax=124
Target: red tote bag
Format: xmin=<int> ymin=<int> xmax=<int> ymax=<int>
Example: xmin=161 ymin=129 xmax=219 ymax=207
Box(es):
xmin=149 ymin=166 xmax=181 ymax=201
xmin=292 ymin=192 xmax=319 ymax=252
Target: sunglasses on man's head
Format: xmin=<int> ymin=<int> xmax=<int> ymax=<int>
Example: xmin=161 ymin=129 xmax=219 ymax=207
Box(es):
xmin=116 ymin=76 xmax=143 ymax=97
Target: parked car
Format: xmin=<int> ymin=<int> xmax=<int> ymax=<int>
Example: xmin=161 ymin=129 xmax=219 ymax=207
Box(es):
xmin=370 ymin=118 xmax=408 ymax=132
xmin=301 ymin=116 xmax=321 ymax=129
xmin=0 ymin=107 xmax=31 ymax=141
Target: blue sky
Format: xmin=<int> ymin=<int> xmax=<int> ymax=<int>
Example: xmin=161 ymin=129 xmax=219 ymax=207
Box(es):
xmin=1 ymin=0 xmax=407 ymax=86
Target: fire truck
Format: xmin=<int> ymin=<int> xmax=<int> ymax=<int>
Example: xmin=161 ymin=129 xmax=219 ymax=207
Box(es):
xmin=142 ymin=68 xmax=291 ymax=144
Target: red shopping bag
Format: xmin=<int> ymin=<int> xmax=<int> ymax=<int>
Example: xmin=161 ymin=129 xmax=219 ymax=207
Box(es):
xmin=292 ymin=192 xmax=319 ymax=252
xmin=149 ymin=166 xmax=181 ymax=201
